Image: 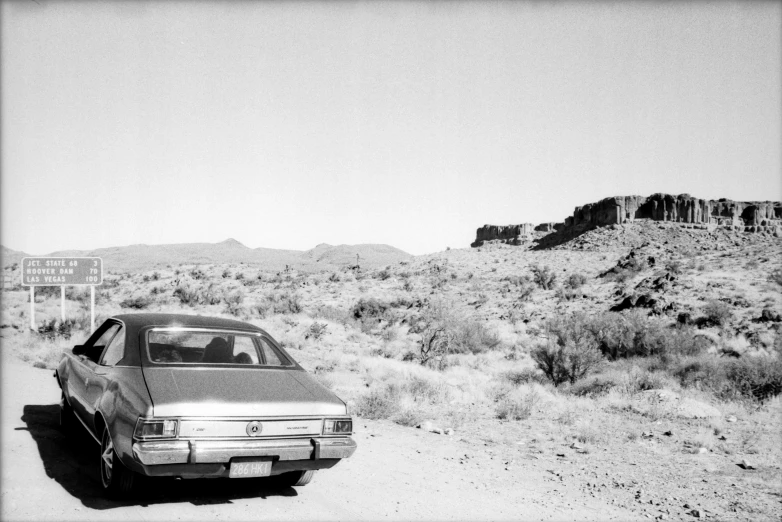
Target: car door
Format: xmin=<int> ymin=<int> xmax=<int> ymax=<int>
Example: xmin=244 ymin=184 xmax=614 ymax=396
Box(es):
xmin=69 ymin=322 xmax=122 ymax=431
xmin=82 ymin=324 xmax=126 ymax=423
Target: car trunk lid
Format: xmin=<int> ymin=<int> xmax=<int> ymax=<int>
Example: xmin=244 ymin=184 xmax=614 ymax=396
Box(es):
xmin=141 ymin=367 xmax=346 ymax=417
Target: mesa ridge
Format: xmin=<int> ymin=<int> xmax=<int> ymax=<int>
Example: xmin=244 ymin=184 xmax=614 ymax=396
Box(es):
xmin=472 ymin=193 xmax=782 ymax=247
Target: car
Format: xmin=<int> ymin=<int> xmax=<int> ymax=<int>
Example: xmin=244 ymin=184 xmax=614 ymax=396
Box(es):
xmin=54 ymin=313 xmax=356 ymax=497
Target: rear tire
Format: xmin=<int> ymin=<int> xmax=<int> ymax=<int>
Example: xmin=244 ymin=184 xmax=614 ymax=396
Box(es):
xmin=276 ymin=470 xmax=315 ymax=487
xmin=100 ymin=426 xmax=137 ymax=498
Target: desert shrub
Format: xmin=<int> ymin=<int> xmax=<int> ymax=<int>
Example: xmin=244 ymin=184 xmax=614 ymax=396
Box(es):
xmin=495 ymin=386 xmax=541 ymax=420
xmin=37 ymin=318 xmax=78 ymax=339
xmin=502 ymin=368 xmax=548 ymax=386
xmin=555 ymin=286 xmax=578 ymax=301
xmin=673 ymin=355 xmax=782 ymax=402
xmin=221 ymin=269 xmax=231 ymax=278
xmin=351 ymin=298 xmax=389 ymax=320
xmin=120 ymin=294 xmax=153 ymax=309
xmin=565 ymin=273 xmax=587 ymax=289
xmin=518 ymin=280 xmax=535 ymax=302
xmin=376 ymin=269 xmax=391 ymax=281
xmin=190 ymin=267 xmax=206 ymax=280
xmin=32 ymin=286 xmax=61 ymax=300
xmin=531 ymin=265 xmax=557 ymax=290
xmin=569 ymin=375 xmax=621 ymax=397
xmin=222 ymin=289 xmax=245 ymax=316
xmin=267 ymin=291 xmax=303 ymax=314
xmin=583 ymin=311 xmax=706 ymax=360
xmin=723 ymin=357 xmax=782 ymax=402
xmin=665 ymin=259 xmax=683 ymax=275
xmin=769 ymin=268 xmax=782 ymax=286
xmin=305 ymin=322 xmax=328 ymax=341
xmin=353 ymin=385 xmax=400 ymax=419
xmin=409 ymin=299 xmax=502 ymax=368
xmin=531 ymin=313 xmax=603 ymax=386
xmin=328 ymin=272 xmax=341 ymax=283
xmin=531 ymin=340 xmax=603 ymax=387
xmin=173 ymin=281 xmax=200 ymax=305
xmin=454 ymin=320 xmax=502 ymax=353
xmin=402 ymin=279 xmax=414 ymax=292
xmin=702 ymin=300 xmax=732 ymax=327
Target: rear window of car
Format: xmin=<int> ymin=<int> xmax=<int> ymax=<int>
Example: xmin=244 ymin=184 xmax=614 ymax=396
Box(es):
xmin=146 ymin=329 xmax=293 ymax=367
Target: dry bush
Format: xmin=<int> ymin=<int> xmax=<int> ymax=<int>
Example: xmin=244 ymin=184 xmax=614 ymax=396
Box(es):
xmin=531 ymin=264 xmax=557 ymax=290
xmin=410 ymin=298 xmax=502 ymax=369
xmin=222 ymin=289 xmax=245 ymax=316
xmin=564 ymin=273 xmax=587 ymax=289
xmin=672 ymin=354 xmax=782 ymax=402
xmin=701 ymin=300 xmax=733 ymax=327
xmin=495 ymin=385 xmax=542 ymax=420
xmin=530 ymin=313 xmax=603 ymax=386
xmin=120 ymin=294 xmax=153 ymax=310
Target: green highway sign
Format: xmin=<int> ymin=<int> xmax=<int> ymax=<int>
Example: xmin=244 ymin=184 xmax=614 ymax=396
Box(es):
xmin=21 ymin=257 xmax=103 ymax=286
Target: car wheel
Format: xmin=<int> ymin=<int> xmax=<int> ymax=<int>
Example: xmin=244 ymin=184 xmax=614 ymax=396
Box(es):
xmin=59 ymin=393 xmax=76 ymax=434
xmin=276 ymin=470 xmax=315 ymax=487
xmin=100 ymin=426 xmax=136 ymax=498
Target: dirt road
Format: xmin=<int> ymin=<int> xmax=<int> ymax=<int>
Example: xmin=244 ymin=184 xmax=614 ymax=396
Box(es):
xmin=0 ymin=348 xmax=635 ymax=522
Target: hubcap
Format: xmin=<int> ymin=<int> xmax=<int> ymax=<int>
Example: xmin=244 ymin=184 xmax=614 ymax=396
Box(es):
xmin=101 ymin=434 xmax=113 ymax=484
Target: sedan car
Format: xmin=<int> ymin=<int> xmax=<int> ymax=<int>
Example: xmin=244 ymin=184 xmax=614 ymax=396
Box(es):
xmin=55 ymin=313 xmax=356 ymax=497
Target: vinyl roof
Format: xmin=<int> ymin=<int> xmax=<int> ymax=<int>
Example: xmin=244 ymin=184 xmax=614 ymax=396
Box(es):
xmin=110 ymin=313 xmax=262 ymax=332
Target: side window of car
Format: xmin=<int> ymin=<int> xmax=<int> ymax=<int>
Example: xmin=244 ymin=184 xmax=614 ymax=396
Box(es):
xmin=100 ymin=326 xmax=125 ymax=366
xmin=88 ymin=323 xmax=121 ymax=363
xmin=258 ymin=337 xmax=284 ymax=366
xmin=232 ymin=336 xmax=259 ymax=364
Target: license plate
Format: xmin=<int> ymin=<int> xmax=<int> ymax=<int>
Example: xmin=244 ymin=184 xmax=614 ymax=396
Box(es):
xmin=229 ymin=460 xmax=272 ymax=478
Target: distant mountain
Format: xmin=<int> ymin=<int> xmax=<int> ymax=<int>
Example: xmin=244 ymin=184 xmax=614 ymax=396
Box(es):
xmin=1 ymin=239 xmax=412 ymax=272
xmin=302 ymin=243 xmax=412 ymax=268
xmin=0 ymin=246 xmax=28 ymax=268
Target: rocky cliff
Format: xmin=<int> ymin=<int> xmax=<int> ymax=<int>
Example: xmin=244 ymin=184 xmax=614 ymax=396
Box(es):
xmin=472 ymin=193 xmax=782 ymax=247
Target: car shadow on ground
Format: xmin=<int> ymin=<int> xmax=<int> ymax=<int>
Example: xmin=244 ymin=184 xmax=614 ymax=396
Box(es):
xmin=21 ymin=404 xmax=298 ymax=510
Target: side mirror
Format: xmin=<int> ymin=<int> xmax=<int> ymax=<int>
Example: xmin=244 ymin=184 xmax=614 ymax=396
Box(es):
xmin=72 ymin=345 xmax=87 ymax=356
xmin=86 ymin=345 xmax=105 ymax=363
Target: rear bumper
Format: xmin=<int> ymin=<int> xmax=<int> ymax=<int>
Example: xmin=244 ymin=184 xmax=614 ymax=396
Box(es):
xmin=132 ymin=437 xmax=356 ymax=466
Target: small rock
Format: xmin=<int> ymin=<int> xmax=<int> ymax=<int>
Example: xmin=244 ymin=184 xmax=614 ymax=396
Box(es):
xmin=683 ymin=503 xmax=691 ymax=509
xmin=556 ymin=453 xmax=566 ymax=458
xmin=570 ymin=442 xmax=584 ymax=450
xmin=444 ymin=428 xmax=454 ymax=436
xmin=726 ymin=415 xmax=737 ymax=423
xmin=697 ymin=447 xmax=708 ymax=454
xmin=432 ymin=427 xmax=444 ymax=435
xmin=419 ymin=421 xmax=434 ymax=431
xmin=663 ymin=430 xmax=673 ymax=436
xmin=738 ymin=459 xmax=755 ymax=470
xmin=688 ymin=509 xmax=701 ymax=518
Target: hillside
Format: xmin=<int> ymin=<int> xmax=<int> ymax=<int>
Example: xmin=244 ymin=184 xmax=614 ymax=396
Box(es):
xmin=1 ymin=239 xmax=412 ymax=272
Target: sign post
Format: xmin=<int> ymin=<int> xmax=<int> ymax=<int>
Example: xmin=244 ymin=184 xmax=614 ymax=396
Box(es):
xmin=21 ymin=257 xmax=103 ymax=333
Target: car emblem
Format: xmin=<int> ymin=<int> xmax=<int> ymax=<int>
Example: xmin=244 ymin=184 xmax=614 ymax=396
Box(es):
xmin=246 ymin=421 xmax=262 ymax=437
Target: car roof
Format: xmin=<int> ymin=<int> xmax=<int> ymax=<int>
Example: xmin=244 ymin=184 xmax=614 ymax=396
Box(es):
xmin=111 ymin=313 xmax=263 ymax=332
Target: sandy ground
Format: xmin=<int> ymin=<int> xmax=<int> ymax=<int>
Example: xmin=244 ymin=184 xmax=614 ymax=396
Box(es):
xmin=0 ymin=347 xmax=634 ymax=522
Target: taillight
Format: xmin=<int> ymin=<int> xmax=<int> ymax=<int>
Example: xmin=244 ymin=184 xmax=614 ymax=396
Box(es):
xmin=323 ymin=418 xmax=352 ymax=435
xmin=134 ymin=418 xmax=179 ymax=439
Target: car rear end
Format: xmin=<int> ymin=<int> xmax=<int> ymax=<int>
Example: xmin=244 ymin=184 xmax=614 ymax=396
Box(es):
xmin=127 ymin=325 xmax=356 ymax=482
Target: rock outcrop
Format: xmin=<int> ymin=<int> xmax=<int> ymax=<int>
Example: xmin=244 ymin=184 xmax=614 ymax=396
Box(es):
xmin=472 ymin=193 xmax=782 ymax=247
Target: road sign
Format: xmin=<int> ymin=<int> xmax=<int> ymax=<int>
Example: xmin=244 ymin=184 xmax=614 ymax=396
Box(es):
xmin=21 ymin=257 xmax=102 ymax=286
xmin=21 ymin=257 xmax=103 ymax=332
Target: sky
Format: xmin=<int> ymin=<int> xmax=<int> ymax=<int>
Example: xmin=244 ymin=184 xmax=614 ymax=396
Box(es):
xmin=2 ymin=1 xmax=781 ymax=256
